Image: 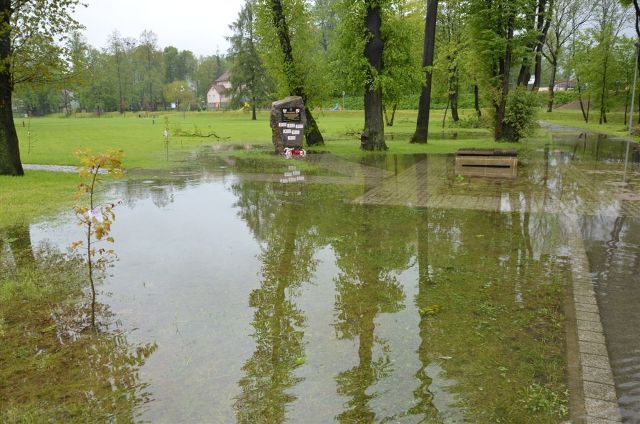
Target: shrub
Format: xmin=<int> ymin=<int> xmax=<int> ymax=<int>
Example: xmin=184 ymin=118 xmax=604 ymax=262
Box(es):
xmin=503 ymin=88 xmax=539 ymax=141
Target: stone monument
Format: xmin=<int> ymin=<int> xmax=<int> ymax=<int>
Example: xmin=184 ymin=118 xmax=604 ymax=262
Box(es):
xmin=271 ymin=96 xmax=306 ymax=155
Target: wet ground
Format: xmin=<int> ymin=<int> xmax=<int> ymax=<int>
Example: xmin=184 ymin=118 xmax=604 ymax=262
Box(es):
xmin=2 ymin=129 xmax=640 ymax=422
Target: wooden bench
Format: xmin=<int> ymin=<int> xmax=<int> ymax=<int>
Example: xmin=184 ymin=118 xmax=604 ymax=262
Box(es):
xmin=455 ymin=149 xmax=518 ymax=178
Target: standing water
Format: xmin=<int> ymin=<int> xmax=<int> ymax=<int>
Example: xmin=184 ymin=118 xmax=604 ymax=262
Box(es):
xmin=2 ymin=132 xmax=640 ymax=422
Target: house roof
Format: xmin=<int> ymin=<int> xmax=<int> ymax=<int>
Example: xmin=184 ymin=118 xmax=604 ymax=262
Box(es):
xmin=209 ymin=83 xmax=228 ymax=95
xmin=215 ymin=70 xmax=231 ymax=83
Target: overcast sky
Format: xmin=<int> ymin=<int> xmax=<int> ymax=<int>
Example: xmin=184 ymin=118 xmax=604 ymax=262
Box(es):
xmin=73 ymin=0 xmax=243 ymax=57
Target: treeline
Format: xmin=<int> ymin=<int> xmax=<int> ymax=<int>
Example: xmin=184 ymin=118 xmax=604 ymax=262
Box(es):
xmin=224 ymin=0 xmax=639 ymax=144
xmin=14 ymin=31 xmax=227 ymax=116
xmin=11 ymin=0 xmax=640 ymax=133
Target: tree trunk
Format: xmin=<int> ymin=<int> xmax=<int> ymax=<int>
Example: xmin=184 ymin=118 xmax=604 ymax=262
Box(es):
xmin=383 ymin=103 xmax=398 ymax=126
xmin=252 ymin=96 xmax=257 ymax=121
xmin=547 ymin=60 xmax=557 ymax=112
xmin=449 ymin=90 xmax=459 ymax=122
xmin=495 ymin=22 xmax=514 ymax=141
xmin=270 ymin=0 xmax=324 ymax=146
xmin=624 ymin=87 xmax=629 ymax=125
xmin=577 ymin=79 xmax=589 ymax=123
xmin=474 ymin=83 xmax=481 ymax=117
xmin=442 ymin=98 xmax=449 ymax=128
xmin=362 ymin=1 xmax=386 ymax=150
xmin=517 ymin=59 xmax=531 ymax=88
xmin=532 ymin=43 xmax=544 ymax=91
xmin=411 ymin=0 xmax=439 ymax=144
xmin=637 ymin=88 xmax=640 ymax=124
xmin=0 ymin=2 xmax=23 ymax=176
xmin=448 ymin=60 xmax=459 ymax=122
xmin=599 ymin=55 xmax=609 ymax=125
xmin=532 ymin=0 xmax=552 ymax=90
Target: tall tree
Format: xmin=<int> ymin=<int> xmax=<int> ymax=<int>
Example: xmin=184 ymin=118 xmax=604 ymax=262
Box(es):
xmin=194 ymin=55 xmax=225 ymax=104
xmin=469 ymin=0 xmax=531 ymax=140
xmin=135 ymin=30 xmax=163 ymax=112
xmin=254 ymin=0 xmax=324 ymax=146
xmin=411 ymin=0 xmax=439 ymax=144
xmin=361 ymin=0 xmax=386 ymax=150
xmin=0 ymin=0 xmax=83 ymax=176
xmin=163 ymin=46 xmax=179 ymax=83
xmin=515 ymin=0 xmax=553 ymax=91
xmin=312 ymin=0 xmax=339 ymax=52
xmin=543 ymin=0 xmax=592 ymax=111
xmin=435 ymin=0 xmax=467 ymax=123
xmin=593 ymin=0 xmax=629 ymax=124
xmin=228 ymin=0 xmax=274 ymax=120
xmin=381 ymin=2 xmax=423 ymax=127
xmin=107 ymin=32 xmax=135 ymax=114
xmin=333 ymin=0 xmax=423 ymax=147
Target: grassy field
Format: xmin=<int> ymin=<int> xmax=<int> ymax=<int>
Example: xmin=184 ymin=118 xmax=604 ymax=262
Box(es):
xmin=14 ymin=109 xmax=523 ymax=168
xmin=541 ymin=108 xmax=640 ymax=140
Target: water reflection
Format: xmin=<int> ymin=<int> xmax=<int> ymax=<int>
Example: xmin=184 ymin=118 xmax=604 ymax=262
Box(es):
xmin=331 ymin=204 xmax=410 ymax=422
xmin=233 ymin=183 xmax=316 ymax=423
xmin=6 ymin=132 xmax=640 ymax=421
xmin=583 ymin=215 xmax=640 ymax=421
xmin=0 ymin=236 xmax=156 ymax=421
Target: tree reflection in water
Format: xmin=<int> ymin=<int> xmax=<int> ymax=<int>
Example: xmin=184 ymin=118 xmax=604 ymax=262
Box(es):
xmin=233 ymin=182 xmax=317 ymax=424
xmin=331 ymin=206 xmax=408 ymax=423
xmin=330 ymin=157 xmax=412 ymax=422
xmin=0 ymin=230 xmax=156 ymax=421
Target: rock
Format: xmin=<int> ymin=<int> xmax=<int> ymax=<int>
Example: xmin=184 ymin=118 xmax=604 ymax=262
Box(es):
xmin=271 ymin=96 xmax=307 ymax=154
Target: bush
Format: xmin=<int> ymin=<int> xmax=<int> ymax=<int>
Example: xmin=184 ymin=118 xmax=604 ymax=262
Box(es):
xmin=450 ymin=114 xmax=486 ymax=129
xmin=503 ymin=88 xmax=539 ymax=141
xmin=549 ymin=90 xmax=580 ymax=107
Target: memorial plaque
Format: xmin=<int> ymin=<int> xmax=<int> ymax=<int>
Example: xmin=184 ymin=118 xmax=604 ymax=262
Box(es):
xmin=281 ymin=107 xmax=302 ymax=123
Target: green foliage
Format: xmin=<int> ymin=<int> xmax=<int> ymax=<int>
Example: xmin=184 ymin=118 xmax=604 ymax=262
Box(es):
xmin=503 ymin=88 xmax=539 ymax=140
xmin=467 ymin=0 xmax=537 ymax=137
xmin=71 ymin=149 xmax=124 ymax=326
xmin=379 ymin=3 xmax=424 ymax=108
xmin=253 ymin=0 xmax=330 ymax=106
xmin=163 ymin=80 xmax=196 ymax=110
xmin=227 ymin=0 xmax=275 ymax=110
xmin=331 ymin=0 xmax=423 ymax=103
xmin=548 ymin=90 xmax=580 ymax=107
xmin=450 ymin=114 xmax=486 ymax=129
xmin=9 ymin=0 xmax=85 ymax=87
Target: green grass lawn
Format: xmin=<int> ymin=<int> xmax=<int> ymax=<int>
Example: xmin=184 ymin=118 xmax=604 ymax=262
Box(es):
xmin=15 ymin=109 xmax=521 ymax=168
xmin=0 ymin=171 xmax=79 ymax=227
xmin=541 ymin=108 xmax=640 ymax=140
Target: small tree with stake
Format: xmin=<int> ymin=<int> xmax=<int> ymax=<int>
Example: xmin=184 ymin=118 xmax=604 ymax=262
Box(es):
xmin=71 ymin=149 xmax=124 ymax=329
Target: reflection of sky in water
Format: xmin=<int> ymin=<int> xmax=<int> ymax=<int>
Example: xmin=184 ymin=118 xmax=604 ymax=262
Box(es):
xmin=19 ymin=138 xmax=640 ymax=422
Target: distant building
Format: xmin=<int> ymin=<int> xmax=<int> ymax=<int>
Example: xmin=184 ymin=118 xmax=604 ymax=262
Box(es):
xmin=207 ymin=71 xmax=232 ymax=110
xmin=554 ymin=80 xmax=576 ymax=91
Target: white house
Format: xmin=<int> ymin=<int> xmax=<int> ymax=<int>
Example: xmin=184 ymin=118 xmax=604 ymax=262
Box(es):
xmin=207 ymin=71 xmax=232 ymax=110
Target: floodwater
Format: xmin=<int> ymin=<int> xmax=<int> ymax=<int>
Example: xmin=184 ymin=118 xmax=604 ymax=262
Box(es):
xmin=2 ymin=130 xmax=640 ymax=422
